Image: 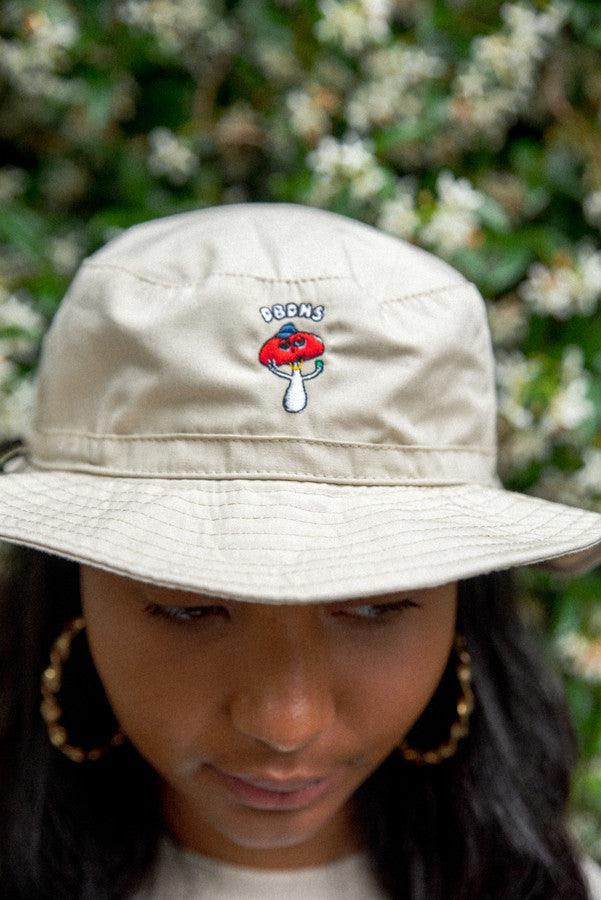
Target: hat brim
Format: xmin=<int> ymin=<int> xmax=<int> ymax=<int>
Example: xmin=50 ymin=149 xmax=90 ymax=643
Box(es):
xmin=0 ymin=464 xmax=600 ymax=603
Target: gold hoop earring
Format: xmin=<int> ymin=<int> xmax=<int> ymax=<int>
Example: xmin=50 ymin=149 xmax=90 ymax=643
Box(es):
xmin=40 ymin=616 xmax=126 ymax=763
xmin=398 ymin=631 xmax=474 ymax=765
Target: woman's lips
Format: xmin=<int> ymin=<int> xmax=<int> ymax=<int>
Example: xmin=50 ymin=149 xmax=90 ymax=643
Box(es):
xmin=208 ymin=765 xmax=338 ymax=810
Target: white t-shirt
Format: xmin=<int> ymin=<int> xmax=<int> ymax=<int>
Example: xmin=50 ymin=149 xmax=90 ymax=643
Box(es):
xmin=131 ymin=832 xmax=388 ymax=899
xmin=583 ymin=854 xmax=601 ymax=900
xmin=131 ymin=832 xmax=601 ymax=899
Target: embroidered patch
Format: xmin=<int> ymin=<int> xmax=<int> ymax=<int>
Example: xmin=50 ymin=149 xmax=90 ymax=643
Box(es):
xmin=258 ymin=321 xmax=325 ymax=413
xmin=259 ymin=303 xmax=324 ymax=323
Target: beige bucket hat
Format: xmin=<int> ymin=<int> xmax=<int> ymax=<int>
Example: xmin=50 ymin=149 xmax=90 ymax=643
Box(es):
xmin=0 ymin=202 xmax=599 ymax=603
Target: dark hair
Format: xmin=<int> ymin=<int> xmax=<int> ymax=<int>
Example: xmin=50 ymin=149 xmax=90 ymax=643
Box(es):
xmin=0 ymin=543 xmax=591 ymax=899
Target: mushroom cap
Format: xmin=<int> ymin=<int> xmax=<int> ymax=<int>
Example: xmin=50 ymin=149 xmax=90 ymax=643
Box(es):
xmin=259 ymin=322 xmax=324 ymax=367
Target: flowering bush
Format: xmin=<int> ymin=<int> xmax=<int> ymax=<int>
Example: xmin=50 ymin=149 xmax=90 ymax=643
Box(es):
xmin=0 ymin=0 xmax=600 ymax=858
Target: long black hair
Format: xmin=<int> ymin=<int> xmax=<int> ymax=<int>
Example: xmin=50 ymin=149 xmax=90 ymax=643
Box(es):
xmin=0 ymin=542 xmax=591 ymax=898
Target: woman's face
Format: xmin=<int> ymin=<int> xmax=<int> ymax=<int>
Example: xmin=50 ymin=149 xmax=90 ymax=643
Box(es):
xmin=79 ymin=565 xmax=458 ymax=870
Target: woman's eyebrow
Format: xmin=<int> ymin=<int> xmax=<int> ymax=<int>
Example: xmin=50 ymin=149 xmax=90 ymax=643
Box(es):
xmin=139 ymin=587 xmax=421 ymax=608
xmin=326 ymin=592 xmax=419 ymax=607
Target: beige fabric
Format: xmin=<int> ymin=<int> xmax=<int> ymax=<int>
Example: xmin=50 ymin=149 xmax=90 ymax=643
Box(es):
xmin=27 ymin=214 xmax=500 ymax=485
xmin=0 ymin=202 xmax=599 ymax=601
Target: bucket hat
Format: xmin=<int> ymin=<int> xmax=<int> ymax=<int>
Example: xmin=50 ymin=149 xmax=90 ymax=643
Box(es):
xmin=0 ymin=201 xmax=599 ymax=604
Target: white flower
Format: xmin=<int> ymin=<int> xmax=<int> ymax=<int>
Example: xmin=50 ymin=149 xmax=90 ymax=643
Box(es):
xmin=498 ymin=395 xmax=534 ymax=430
xmin=583 ymin=190 xmax=601 ymax=228
xmin=366 ymin=42 xmax=446 ymax=82
xmin=257 ymin=44 xmax=303 ymax=82
xmin=307 ymin=133 xmax=386 ymax=201
xmin=454 ymin=67 xmax=489 ymax=99
xmin=574 ymin=448 xmax=601 ymax=497
xmin=449 ymin=1 xmax=568 ymax=143
xmin=0 ymin=376 xmax=37 ymax=442
xmin=314 ymin=0 xmax=393 ymax=54
xmin=421 ymin=207 xmax=479 ymax=254
xmin=147 ymin=127 xmax=198 ymax=185
xmin=495 ymin=350 xmax=542 ymax=394
xmin=419 ymin=170 xmax=486 ymax=254
xmin=486 ymin=296 xmax=528 ymax=346
xmin=577 ymin=242 xmax=601 ymax=309
xmin=285 ymin=88 xmax=332 ymax=142
xmin=537 ymin=346 xmax=595 ymax=440
xmin=346 ymin=79 xmax=422 ymax=131
xmin=352 ymin=166 xmax=387 ymax=200
xmin=0 ymin=291 xmax=44 ymax=335
xmin=0 ymin=11 xmax=86 ymax=104
xmin=0 ymin=356 xmax=16 ymax=386
xmin=501 ymin=427 xmax=549 ymax=469
xmin=539 ymin=377 xmax=595 ymax=436
xmin=22 ymin=9 xmax=79 ymax=51
xmin=530 ymin=466 xmax=588 ymax=507
xmin=437 ymin=170 xmax=485 ymax=210
xmin=0 ymin=166 xmax=28 ymax=202
xmin=518 ymin=243 xmax=601 ymax=319
xmin=116 ymin=0 xmax=214 ymax=53
xmin=49 ymin=233 xmax=86 ymax=276
xmin=495 ymin=349 xmax=543 ymax=430
xmin=502 ymin=0 xmax=569 ymax=43
xmin=377 ymin=177 xmax=420 ymax=239
xmin=518 ymin=262 xmax=579 ymax=318
xmin=560 ymin=344 xmax=586 ymax=382
xmin=346 ymin=44 xmax=446 ymax=131
xmin=555 ymin=631 xmax=601 ymax=683
xmin=0 ymin=290 xmax=44 ymax=362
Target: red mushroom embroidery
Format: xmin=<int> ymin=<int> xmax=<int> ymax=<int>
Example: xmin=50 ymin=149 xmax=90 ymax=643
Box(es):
xmin=259 ymin=322 xmax=325 ymax=413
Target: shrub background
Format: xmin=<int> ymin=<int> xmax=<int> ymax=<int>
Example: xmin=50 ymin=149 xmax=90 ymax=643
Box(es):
xmin=0 ymin=0 xmax=600 ymax=861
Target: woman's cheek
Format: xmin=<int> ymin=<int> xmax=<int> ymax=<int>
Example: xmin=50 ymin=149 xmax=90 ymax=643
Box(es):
xmin=338 ymin=611 xmax=456 ymax=739
xmin=82 ymin=613 xmax=204 ymax=763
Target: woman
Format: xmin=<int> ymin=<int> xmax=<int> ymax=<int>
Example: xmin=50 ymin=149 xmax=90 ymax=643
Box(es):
xmin=0 ymin=202 xmax=600 ymax=898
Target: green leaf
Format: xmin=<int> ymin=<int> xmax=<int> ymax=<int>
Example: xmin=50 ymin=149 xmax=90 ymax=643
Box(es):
xmin=565 ymin=677 xmax=596 ymax=731
xmin=477 ymin=195 xmax=512 ymax=232
xmin=448 ymin=238 xmax=532 ymax=294
xmin=78 ymin=76 xmax=119 ymax=133
xmin=0 ymin=206 xmax=50 ymax=259
xmin=373 ymin=119 xmax=430 ymax=152
xmin=84 ymin=208 xmax=150 ymax=250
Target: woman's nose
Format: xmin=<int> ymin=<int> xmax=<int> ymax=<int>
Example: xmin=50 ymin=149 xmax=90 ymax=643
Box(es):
xmin=228 ymin=623 xmax=337 ymax=752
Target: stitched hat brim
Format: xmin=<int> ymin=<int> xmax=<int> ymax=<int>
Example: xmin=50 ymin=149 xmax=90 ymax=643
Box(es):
xmin=0 ymin=465 xmax=599 ymax=602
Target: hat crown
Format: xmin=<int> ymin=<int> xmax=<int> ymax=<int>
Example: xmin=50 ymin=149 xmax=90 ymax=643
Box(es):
xmin=28 ymin=202 xmax=500 ymax=487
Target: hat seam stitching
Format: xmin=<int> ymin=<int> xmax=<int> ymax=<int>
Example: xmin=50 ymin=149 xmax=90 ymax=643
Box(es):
xmin=21 ymin=468 xmax=494 ymax=486
xmin=378 ymin=279 xmax=472 ymax=307
xmin=82 ymin=261 xmax=354 ymax=287
xmin=28 ymin=435 xmax=495 ymax=458
xmin=81 ymin=261 xmax=472 ymax=301
xmin=28 ymin=430 xmax=496 ymax=454
xmin=0 ymin=498 xmax=596 ymax=577
xmin=2 ymin=481 xmax=594 ymax=543
xmin=215 ymin=272 xmax=350 ymax=283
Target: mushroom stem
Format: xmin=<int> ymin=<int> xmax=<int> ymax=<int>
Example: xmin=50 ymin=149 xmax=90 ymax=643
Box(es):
xmin=284 ymin=366 xmax=308 ymax=412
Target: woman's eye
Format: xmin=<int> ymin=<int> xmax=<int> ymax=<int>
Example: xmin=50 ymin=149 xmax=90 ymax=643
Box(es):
xmin=143 ymin=598 xmax=421 ymax=626
xmin=144 ymin=602 xmax=227 ymax=623
xmin=338 ymin=598 xmax=421 ymax=622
